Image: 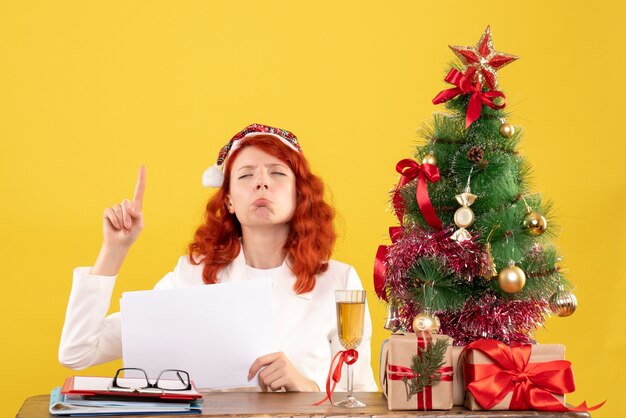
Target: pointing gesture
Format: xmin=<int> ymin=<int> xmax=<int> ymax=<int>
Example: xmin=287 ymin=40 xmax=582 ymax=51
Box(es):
xmin=101 ymin=166 xmax=146 ymax=250
xmin=132 ymin=165 xmax=146 ymax=212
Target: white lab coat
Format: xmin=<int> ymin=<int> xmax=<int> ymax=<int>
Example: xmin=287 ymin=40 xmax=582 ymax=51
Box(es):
xmin=58 ymin=250 xmax=379 ymax=392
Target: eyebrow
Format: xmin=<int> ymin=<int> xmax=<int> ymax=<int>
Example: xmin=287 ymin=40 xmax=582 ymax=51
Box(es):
xmin=236 ymin=163 xmax=287 ymax=172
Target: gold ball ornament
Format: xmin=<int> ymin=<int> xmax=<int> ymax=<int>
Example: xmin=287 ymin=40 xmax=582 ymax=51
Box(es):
xmin=497 ymin=265 xmax=526 ymax=293
xmin=499 ymin=123 xmax=515 ymax=138
xmin=523 ymin=211 xmax=547 ymax=236
xmin=422 ymin=151 xmax=437 ymax=166
xmin=412 ymin=310 xmax=441 ymax=334
xmin=549 ymin=287 xmax=577 ymax=317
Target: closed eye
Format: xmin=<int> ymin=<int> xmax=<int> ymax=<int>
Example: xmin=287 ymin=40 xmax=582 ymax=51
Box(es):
xmin=237 ymin=174 xmax=252 ymax=179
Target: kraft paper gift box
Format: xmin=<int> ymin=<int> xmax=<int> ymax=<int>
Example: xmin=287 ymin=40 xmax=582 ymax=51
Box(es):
xmin=380 ymin=333 xmax=453 ymax=411
xmin=463 ymin=339 xmax=568 ymax=411
xmin=451 ymin=345 xmax=465 ymax=406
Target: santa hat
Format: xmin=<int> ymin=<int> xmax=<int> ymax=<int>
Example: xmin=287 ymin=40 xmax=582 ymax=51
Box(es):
xmin=202 ymin=123 xmax=302 ymax=188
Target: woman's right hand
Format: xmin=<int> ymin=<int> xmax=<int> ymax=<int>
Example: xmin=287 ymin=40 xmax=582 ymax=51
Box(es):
xmin=90 ymin=166 xmax=146 ymax=277
xmin=101 ymin=165 xmax=146 ymax=250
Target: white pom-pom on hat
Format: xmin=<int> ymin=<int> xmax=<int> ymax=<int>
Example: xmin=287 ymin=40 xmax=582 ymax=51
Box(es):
xmin=202 ymin=164 xmax=224 ymax=188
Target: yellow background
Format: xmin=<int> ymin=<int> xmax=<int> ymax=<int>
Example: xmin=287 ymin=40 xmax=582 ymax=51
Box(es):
xmin=1 ymin=1 xmax=624 ymax=416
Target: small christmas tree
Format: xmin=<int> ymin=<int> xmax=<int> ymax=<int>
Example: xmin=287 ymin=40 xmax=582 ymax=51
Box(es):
xmin=375 ymin=26 xmax=577 ymax=345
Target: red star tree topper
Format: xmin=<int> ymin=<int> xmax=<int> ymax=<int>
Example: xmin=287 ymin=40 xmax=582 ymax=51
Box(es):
xmin=449 ymin=25 xmax=518 ymax=90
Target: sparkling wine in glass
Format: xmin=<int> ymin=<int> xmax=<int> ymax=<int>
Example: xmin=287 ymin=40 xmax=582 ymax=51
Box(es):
xmin=334 ymin=290 xmax=366 ymax=408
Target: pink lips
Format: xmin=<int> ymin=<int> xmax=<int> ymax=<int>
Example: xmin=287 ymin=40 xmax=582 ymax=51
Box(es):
xmin=253 ymin=198 xmax=271 ymax=207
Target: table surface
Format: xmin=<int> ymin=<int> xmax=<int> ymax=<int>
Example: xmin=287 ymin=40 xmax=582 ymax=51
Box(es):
xmin=17 ymin=392 xmax=591 ymax=418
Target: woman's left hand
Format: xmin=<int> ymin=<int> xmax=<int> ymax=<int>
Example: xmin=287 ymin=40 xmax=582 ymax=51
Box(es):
xmin=248 ymin=352 xmax=320 ymax=392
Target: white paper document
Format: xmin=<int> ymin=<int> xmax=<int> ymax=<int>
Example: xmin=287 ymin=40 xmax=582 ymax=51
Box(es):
xmin=120 ymin=278 xmax=274 ymax=389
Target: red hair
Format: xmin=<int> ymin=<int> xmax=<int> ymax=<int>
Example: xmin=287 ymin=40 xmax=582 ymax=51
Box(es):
xmin=188 ymin=135 xmax=336 ymax=294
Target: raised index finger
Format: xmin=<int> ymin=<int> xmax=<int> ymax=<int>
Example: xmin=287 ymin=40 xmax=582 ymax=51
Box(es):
xmin=132 ymin=165 xmax=146 ymax=211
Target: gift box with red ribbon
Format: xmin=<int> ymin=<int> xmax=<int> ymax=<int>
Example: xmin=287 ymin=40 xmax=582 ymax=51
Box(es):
xmin=462 ymin=339 xmax=595 ymax=412
xmin=380 ymin=333 xmax=453 ymax=410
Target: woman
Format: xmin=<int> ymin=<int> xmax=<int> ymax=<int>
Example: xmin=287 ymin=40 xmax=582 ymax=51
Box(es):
xmin=58 ymin=123 xmax=378 ymax=393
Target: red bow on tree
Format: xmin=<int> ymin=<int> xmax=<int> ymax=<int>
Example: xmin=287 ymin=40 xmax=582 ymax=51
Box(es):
xmin=432 ymin=68 xmax=506 ymax=128
xmin=393 ymin=159 xmax=442 ymax=230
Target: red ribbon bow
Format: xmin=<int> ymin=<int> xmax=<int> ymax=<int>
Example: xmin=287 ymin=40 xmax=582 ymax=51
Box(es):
xmin=313 ymin=349 xmax=358 ymax=406
xmin=432 ymin=68 xmax=507 ymax=128
xmin=462 ymin=339 xmax=605 ymax=412
xmin=373 ymin=226 xmax=403 ymax=301
xmin=393 ymin=159 xmax=442 ymax=230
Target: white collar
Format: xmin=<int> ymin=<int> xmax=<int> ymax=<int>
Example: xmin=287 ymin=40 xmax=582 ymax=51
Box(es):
xmin=228 ymin=249 xmax=313 ymax=301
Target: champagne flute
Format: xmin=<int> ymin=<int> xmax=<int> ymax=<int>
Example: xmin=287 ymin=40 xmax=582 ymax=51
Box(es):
xmin=334 ymin=290 xmax=366 ymax=408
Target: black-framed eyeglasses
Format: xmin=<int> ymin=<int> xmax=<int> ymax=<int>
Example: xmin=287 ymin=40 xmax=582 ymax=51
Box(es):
xmin=110 ymin=368 xmax=192 ymax=393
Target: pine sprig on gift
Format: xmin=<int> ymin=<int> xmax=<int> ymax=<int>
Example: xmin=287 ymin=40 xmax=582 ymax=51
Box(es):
xmin=402 ymin=338 xmax=449 ymax=401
